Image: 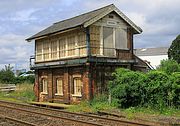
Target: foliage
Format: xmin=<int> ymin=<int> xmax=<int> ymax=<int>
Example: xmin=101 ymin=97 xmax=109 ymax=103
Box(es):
xmin=109 ymin=68 xmax=180 ymax=110
xmin=109 ymin=68 xmax=147 ymax=108
xmin=146 ymin=71 xmax=169 ymax=109
xmin=14 ymin=75 xmax=35 ymax=84
xmin=168 ymin=72 xmax=180 ymax=107
xmin=168 ymin=35 xmax=180 ymax=63
xmin=90 ymin=94 xmax=115 ymax=111
xmin=122 ymin=107 xmax=180 ymax=118
xmin=157 ymin=59 xmax=180 ymax=74
xmin=68 ymin=94 xmax=115 ymax=113
xmin=0 ymin=64 xmax=15 ymax=84
xmin=0 ymin=64 xmax=35 ymax=84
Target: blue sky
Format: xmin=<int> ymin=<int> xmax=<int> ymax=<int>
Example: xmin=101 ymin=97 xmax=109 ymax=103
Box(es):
xmin=0 ymin=0 xmax=180 ymax=70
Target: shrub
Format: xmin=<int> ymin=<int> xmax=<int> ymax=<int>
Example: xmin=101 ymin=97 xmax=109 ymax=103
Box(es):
xmin=109 ymin=68 xmax=147 ymax=108
xmin=109 ymin=68 xmax=179 ymax=109
xmin=168 ymin=72 xmax=180 ymax=107
xmin=157 ymin=59 xmax=180 ymax=74
xmin=146 ymin=71 xmax=169 ymax=108
xmin=14 ymin=75 xmax=35 ymax=84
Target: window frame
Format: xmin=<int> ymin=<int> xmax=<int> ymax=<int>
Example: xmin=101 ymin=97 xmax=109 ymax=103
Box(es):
xmin=100 ymin=26 xmax=128 ymax=57
xmin=41 ymin=78 xmax=48 ymax=94
xmin=72 ymin=76 xmax=82 ymax=97
xmin=55 ymin=78 xmax=64 ymax=96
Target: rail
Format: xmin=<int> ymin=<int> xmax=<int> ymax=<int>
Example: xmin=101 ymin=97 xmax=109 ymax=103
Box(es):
xmin=0 ymin=100 xmax=170 ymax=126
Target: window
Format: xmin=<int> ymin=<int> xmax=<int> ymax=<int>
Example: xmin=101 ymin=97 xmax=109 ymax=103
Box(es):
xmin=42 ymin=78 xmax=48 ymax=94
xmin=115 ymin=28 xmax=127 ymax=49
xmin=78 ymin=31 xmax=86 ymax=56
xmin=43 ymin=41 xmax=50 ymax=60
xmin=101 ymin=26 xmax=128 ymax=57
xmin=67 ymin=35 xmax=76 ymax=56
xmin=36 ymin=42 xmax=43 ymax=61
xmin=103 ymin=27 xmax=114 ymax=56
xmin=51 ymin=40 xmax=58 ymax=60
xmin=73 ymin=78 xmax=82 ymax=96
xmin=59 ymin=37 xmax=66 ymax=58
xmin=56 ymin=78 xmax=63 ymax=95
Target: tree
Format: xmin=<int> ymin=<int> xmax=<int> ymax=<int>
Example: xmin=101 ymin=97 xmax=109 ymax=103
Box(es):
xmin=157 ymin=59 xmax=180 ymax=74
xmin=168 ymin=35 xmax=180 ymax=63
xmin=0 ymin=64 xmax=15 ymax=84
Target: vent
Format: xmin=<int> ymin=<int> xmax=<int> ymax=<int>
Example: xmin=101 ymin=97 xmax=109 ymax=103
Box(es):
xmin=109 ymin=14 xmax=114 ymax=18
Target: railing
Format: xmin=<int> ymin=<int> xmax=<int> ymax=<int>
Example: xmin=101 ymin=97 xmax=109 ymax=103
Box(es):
xmin=30 ymin=46 xmax=132 ymax=67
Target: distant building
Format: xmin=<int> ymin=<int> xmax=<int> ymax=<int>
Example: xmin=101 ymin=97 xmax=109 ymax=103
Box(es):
xmin=15 ymin=69 xmax=26 ymax=77
xmin=134 ymin=47 xmax=169 ymax=69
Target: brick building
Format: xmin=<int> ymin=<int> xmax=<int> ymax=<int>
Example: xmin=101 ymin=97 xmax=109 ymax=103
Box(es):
xmin=27 ymin=4 xmax=148 ymax=103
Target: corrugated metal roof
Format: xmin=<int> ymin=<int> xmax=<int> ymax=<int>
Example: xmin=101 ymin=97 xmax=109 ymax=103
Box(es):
xmin=27 ymin=4 xmax=142 ymax=41
xmin=134 ymin=47 xmax=168 ymax=56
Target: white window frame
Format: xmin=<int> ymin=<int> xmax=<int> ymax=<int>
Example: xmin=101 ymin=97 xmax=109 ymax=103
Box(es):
xmin=55 ymin=78 xmax=63 ymax=96
xmin=72 ymin=75 xmax=82 ymax=97
xmin=41 ymin=78 xmax=48 ymax=94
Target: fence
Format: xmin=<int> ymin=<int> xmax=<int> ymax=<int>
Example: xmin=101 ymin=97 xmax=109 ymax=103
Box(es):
xmin=0 ymin=84 xmax=16 ymax=92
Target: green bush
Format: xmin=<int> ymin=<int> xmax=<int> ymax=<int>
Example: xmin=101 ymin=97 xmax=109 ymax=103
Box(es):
xmin=157 ymin=59 xmax=180 ymax=74
xmin=109 ymin=68 xmax=147 ymax=108
xmin=14 ymin=75 xmax=35 ymax=84
xmin=109 ymin=68 xmax=179 ymax=109
xmin=146 ymin=71 xmax=169 ymax=108
xmin=168 ymin=72 xmax=180 ymax=107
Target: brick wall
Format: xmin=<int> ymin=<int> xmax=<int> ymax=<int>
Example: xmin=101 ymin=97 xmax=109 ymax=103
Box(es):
xmin=36 ymin=63 xmax=134 ymax=103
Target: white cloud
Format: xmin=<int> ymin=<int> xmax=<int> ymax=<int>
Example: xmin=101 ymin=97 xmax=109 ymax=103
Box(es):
xmin=10 ymin=9 xmax=38 ymax=22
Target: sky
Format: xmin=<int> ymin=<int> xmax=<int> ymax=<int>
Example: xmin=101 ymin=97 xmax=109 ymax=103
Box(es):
xmin=0 ymin=0 xmax=179 ymax=70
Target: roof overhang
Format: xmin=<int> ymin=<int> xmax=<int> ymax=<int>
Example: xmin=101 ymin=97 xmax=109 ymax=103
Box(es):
xmin=26 ymin=26 xmax=82 ymax=42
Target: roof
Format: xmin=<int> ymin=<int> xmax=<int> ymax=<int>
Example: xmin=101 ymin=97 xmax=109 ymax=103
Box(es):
xmin=26 ymin=4 xmax=142 ymax=41
xmin=134 ymin=47 xmax=168 ymax=56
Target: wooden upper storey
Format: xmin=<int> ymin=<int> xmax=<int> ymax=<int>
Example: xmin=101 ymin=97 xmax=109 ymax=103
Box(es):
xmin=27 ymin=4 xmax=142 ymax=65
xmin=34 ymin=12 xmax=134 ymax=63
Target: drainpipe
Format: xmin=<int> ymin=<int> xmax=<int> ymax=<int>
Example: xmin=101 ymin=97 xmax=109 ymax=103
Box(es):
xmin=86 ymin=27 xmax=91 ymax=59
xmin=85 ymin=27 xmax=93 ymax=100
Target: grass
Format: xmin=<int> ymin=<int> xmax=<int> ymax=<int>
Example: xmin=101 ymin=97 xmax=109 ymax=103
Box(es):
xmin=67 ymin=95 xmax=115 ymax=113
xmin=67 ymin=94 xmax=180 ymax=123
xmin=0 ymin=83 xmax=35 ymax=103
xmin=0 ymin=84 xmax=179 ymax=123
xmin=121 ymin=107 xmax=180 ymax=119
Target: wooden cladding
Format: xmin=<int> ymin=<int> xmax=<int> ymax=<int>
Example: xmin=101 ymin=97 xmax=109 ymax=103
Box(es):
xmin=116 ymin=49 xmax=132 ymax=60
xmin=35 ymin=26 xmax=133 ymax=62
xmin=35 ymin=29 xmax=87 ymax=62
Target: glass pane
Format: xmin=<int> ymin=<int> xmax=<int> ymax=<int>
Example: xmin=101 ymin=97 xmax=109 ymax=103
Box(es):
xmin=74 ymin=78 xmax=82 ymax=95
xmin=42 ymin=79 xmax=48 ymax=93
xmin=115 ymin=28 xmax=127 ymax=49
xmin=56 ymin=79 xmax=63 ymax=94
xmin=103 ymin=27 xmax=114 ymax=56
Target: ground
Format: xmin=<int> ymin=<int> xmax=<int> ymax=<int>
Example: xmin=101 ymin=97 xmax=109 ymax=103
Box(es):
xmin=0 ymin=83 xmax=179 ymax=125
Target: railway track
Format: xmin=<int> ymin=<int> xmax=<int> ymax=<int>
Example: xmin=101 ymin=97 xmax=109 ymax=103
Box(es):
xmin=0 ymin=100 xmax=169 ymax=126
xmin=0 ymin=101 xmax=100 ymax=126
xmin=0 ymin=115 xmax=37 ymax=126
